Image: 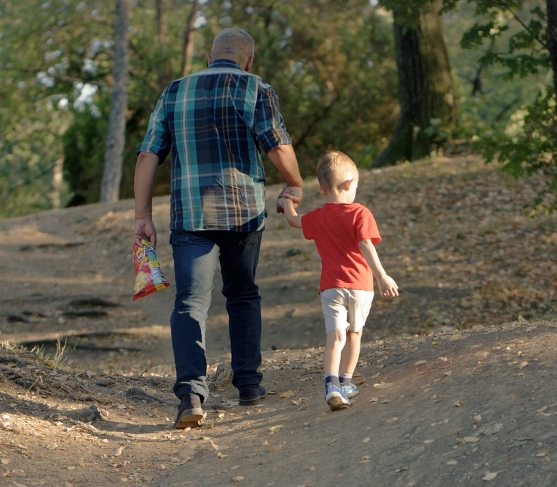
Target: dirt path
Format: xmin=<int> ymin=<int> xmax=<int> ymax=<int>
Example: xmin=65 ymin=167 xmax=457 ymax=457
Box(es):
xmin=1 ymin=155 xmax=557 ymax=485
xmin=1 ymin=321 xmax=556 ymax=486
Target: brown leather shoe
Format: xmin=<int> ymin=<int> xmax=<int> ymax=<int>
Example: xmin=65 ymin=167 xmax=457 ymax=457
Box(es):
xmin=174 ymin=393 xmax=204 ymax=429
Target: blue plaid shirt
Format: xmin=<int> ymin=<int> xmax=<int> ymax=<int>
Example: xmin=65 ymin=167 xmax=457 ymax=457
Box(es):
xmin=138 ymin=59 xmax=292 ymax=232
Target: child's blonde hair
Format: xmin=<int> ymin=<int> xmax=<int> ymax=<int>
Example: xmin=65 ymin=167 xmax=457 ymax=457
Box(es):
xmin=317 ymin=150 xmax=358 ymax=191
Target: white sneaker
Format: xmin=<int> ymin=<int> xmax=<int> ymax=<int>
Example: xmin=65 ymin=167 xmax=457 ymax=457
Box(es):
xmin=342 ymin=383 xmax=360 ymax=398
xmin=325 ymin=383 xmax=351 ymax=411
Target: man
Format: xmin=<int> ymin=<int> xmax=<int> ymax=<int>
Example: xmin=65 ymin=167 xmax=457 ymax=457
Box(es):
xmin=134 ymin=28 xmax=303 ymax=428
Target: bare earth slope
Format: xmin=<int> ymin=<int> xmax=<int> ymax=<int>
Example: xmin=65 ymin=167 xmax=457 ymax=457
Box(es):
xmin=1 ymin=155 xmax=556 ymax=486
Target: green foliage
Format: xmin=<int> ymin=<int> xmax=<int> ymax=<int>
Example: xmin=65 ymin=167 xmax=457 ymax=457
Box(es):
xmin=63 ymin=98 xmax=109 ymax=206
xmin=456 ymin=1 xmax=555 ymax=210
xmin=2 ymin=0 xmax=555 ymax=215
xmin=478 ymin=87 xmax=556 ymax=211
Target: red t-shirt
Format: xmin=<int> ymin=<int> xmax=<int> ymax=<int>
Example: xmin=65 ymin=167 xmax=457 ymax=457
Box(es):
xmin=301 ymin=203 xmax=382 ymax=293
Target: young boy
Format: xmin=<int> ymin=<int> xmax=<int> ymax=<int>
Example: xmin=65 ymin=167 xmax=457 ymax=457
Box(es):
xmin=280 ymin=151 xmax=399 ymax=411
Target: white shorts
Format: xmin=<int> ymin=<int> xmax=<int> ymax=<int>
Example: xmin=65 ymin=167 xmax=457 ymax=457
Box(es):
xmin=321 ymin=288 xmax=374 ymax=334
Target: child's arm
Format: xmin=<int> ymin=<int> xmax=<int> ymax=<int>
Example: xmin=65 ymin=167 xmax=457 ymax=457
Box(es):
xmin=358 ymin=239 xmax=399 ymax=298
xmin=279 ymin=198 xmax=303 ymax=229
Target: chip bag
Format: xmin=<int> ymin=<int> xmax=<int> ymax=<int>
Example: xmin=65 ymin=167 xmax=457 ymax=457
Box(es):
xmin=133 ymin=238 xmax=170 ymax=301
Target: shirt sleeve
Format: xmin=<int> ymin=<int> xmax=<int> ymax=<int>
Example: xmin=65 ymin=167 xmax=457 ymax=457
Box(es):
xmin=301 ymin=210 xmax=316 ymax=241
xmin=253 ymin=82 xmax=292 ymax=154
xmin=355 ymin=206 xmax=382 ymax=245
xmin=137 ymin=88 xmax=171 ymax=163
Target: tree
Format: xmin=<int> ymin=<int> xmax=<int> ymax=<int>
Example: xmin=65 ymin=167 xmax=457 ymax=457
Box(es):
xmin=100 ymin=0 xmax=130 ymax=204
xmin=547 ymin=0 xmax=557 ymax=107
xmin=180 ymin=0 xmax=200 ymax=77
xmin=458 ymin=0 xmax=556 ymax=209
xmin=201 ymin=0 xmax=399 ymax=177
xmin=372 ymin=0 xmax=456 ymax=167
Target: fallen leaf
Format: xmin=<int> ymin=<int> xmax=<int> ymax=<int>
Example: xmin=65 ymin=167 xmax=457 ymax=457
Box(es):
xmin=414 ymin=360 xmax=427 ymax=367
xmin=111 ymin=446 xmax=125 ymax=457
xmin=369 ymin=397 xmax=380 ymax=403
xmin=304 ymin=466 xmax=315 ymax=471
xmin=446 ymin=460 xmax=458 ymax=465
xmin=483 ymin=471 xmax=498 ymax=481
xmin=444 ymin=371 xmax=452 ymax=377
xmin=386 ymin=417 xmax=399 ymax=423
xmin=363 ymin=437 xmax=370 ymax=443
xmin=473 ymin=415 xmax=482 ymax=422
xmin=423 ymin=439 xmax=434 ymax=444
xmin=269 ymin=425 xmax=283 ymax=432
xmin=209 ymin=440 xmax=219 ymax=451
xmin=454 ymin=400 xmax=464 ymax=407
xmin=462 ymin=437 xmax=480 ymax=443
xmin=519 ymin=361 xmax=529 ymax=369
xmin=439 ymin=357 xmax=448 ymax=362
xmin=280 ymin=390 xmax=295 ymax=399
xmin=217 ymin=452 xmax=228 ymax=458
xmin=537 ymin=450 xmax=549 ymax=457
xmin=355 ymin=377 xmax=366 ymax=385
xmin=267 ymin=445 xmax=284 ymax=452
xmin=231 ymin=476 xmax=244 ymax=482
xmin=374 ymin=382 xmax=394 ymax=389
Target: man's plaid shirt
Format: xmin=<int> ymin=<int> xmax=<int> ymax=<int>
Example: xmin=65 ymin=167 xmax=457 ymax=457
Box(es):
xmin=138 ymin=59 xmax=292 ymax=232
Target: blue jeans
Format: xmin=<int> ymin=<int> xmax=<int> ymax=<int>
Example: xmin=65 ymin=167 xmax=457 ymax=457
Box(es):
xmin=169 ymin=229 xmax=263 ymax=401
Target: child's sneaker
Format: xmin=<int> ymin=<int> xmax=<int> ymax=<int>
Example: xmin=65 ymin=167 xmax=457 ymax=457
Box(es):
xmin=342 ymin=383 xmax=360 ymax=398
xmin=325 ymin=382 xmax=351 ymax=411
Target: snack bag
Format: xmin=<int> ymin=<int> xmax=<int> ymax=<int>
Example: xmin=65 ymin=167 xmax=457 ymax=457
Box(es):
xmin=133 ymin=238 xmax=170 ymax=301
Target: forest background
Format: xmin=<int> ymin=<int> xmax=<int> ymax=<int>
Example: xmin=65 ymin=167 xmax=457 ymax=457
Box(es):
xmin=0 ymin=0 xmax=555 ymax=218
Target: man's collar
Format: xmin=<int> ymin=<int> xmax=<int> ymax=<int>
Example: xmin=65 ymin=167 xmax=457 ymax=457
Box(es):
xmin=208 ymin=59 xmax=244 ymax=70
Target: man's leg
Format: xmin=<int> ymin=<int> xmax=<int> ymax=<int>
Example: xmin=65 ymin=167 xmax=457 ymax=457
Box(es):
xmin=217 ymin=231 xmax=263 ymax=392
xmin=170 ymin=230 xmax=218 ymax=402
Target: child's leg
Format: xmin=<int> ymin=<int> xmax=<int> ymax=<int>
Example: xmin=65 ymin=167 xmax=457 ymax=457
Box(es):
xmin=339 ymin=329 xmax=362 ymax=398
xmin=321 ymin=289 xmax=351 ymax=410
xmin=323 ymin=328 xmax=351 ymax=410
xmin=323 ymin=328 xmax=347 ymax=381
xmin=339 ymin=329 xmax=362 ymax=377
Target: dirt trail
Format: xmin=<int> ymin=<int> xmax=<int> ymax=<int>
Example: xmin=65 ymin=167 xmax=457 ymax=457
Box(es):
xmin=1 ymin=155 xmax=557 ymax=486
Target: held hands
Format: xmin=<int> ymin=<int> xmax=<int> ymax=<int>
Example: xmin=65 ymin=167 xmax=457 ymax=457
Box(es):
xmin=276 ymin=185 xmax=303 ymax=213
xmin=134 ymin=218 xmax=157 ymax=248
xmin=377 ymin=275 xmax=399 ymax=298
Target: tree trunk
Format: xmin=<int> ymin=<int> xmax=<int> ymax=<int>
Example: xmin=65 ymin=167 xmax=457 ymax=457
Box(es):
xmin=548 ymin=0 xmax=557 ymax=98
xmin=371 ymin=1 xmax=455 ymax=168
xmin=100 ymin=0 xmax=129 ymax=204
xmin=180 ymin=0 xmax=199 ymax=78
xmin=51 ymin=157 xmax=63 ymax=209
xmin=155 ymin=0 xmax=167 ymax=45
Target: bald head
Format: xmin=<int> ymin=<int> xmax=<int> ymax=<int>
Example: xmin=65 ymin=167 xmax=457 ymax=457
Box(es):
xmin=208 ymin=28 xmax=255 ymax=71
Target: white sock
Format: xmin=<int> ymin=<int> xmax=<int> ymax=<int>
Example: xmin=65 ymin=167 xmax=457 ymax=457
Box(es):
xmin=339 ymin=373 xmax=353 ymax=385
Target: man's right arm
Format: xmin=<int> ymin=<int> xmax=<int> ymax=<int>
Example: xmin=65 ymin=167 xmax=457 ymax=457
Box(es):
xmin=134 ymin=152 xmax=160 ymax=247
